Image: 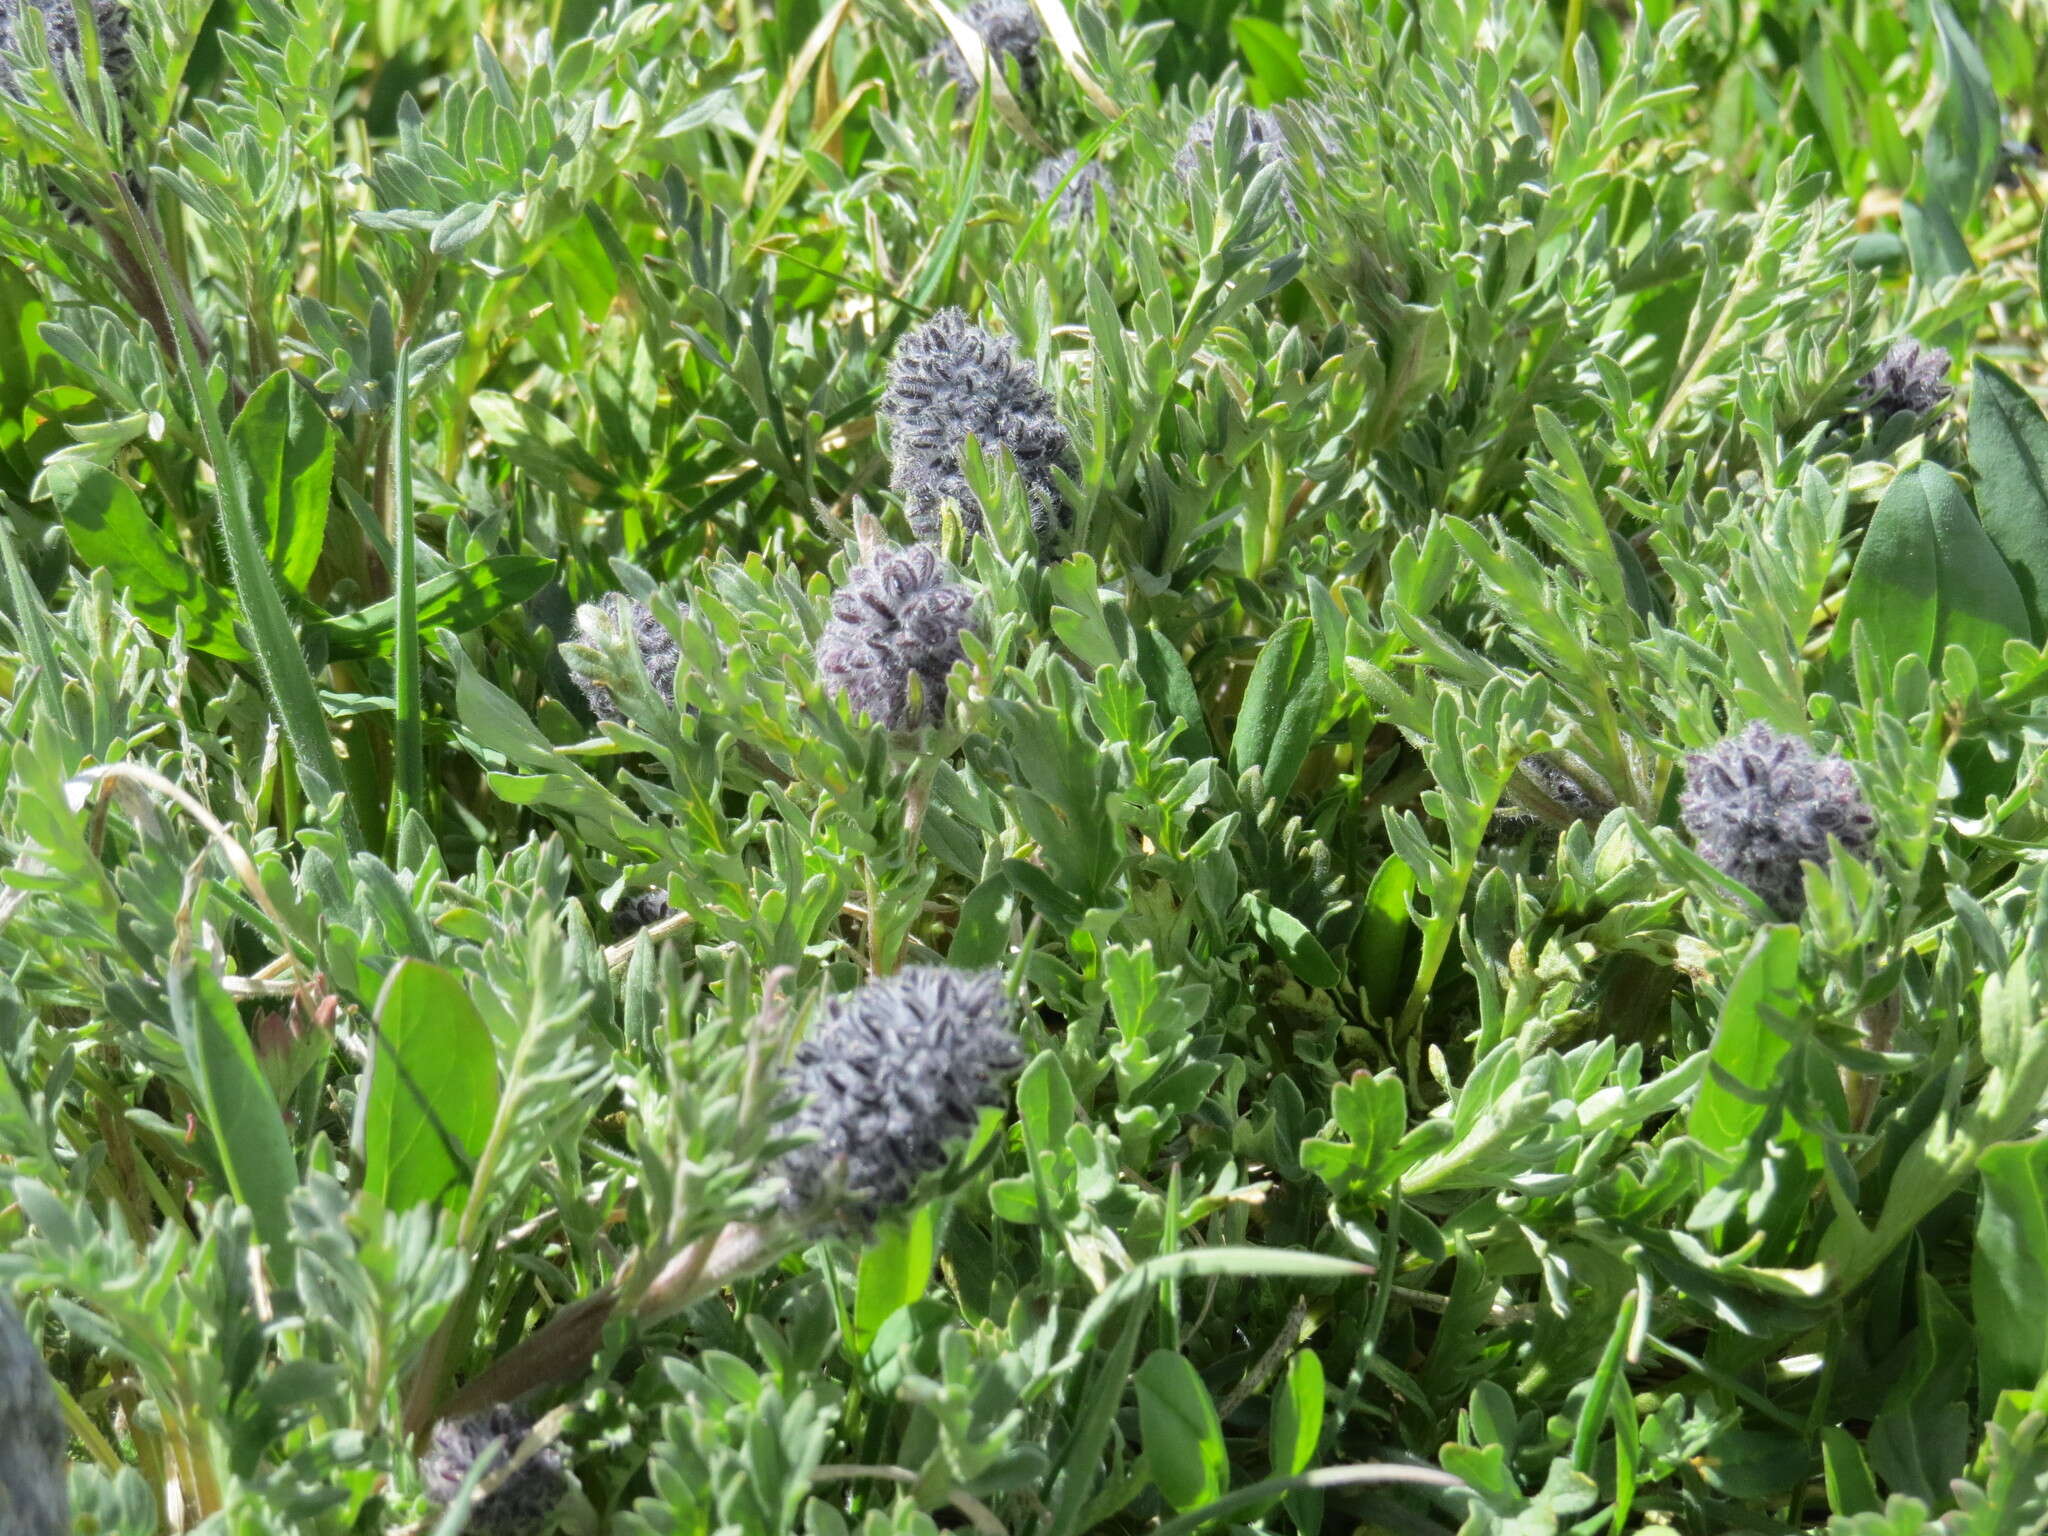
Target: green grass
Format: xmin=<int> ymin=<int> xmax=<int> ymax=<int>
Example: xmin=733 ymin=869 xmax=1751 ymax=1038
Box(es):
xmin=1 ymin=0 xmax=2047 ymax=1532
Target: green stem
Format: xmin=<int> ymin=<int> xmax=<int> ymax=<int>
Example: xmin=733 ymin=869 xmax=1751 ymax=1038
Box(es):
xmin=388 ymin=346 xmax=424 ymax=845
xmin=111 ymin=180 xmax=364 ymax=855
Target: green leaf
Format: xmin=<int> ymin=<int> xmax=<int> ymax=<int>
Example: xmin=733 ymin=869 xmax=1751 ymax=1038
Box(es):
xmin=228 ymin=370 xmax=333 ymax=593
xmin=1135 ymin=1350 xmax=1228 ymax=1511
xmin=1231 ymin=616 xmax=1331 ymax=802
xmin=48 ymin=459 xmax=251 ymax=660
xmin=1356 ymin=854 xmax=1416 ymax=1021
xmin=168 ymin=954 xmax=297 ymax=1252
xmin=311 ymin=556 xmax=554 ymax=659
xmin=1821 ymin=1425 xmax=1881 ymax=1517
xmin=1231 ymin=16 xmax=1305 ymax=105
xmin=1270 ymin=1348 xmax=1323 ymax=1478
xmin=361 ymin=959 xmax=500 ymax=1213
xmin=1833 ymin=461 xmax=2028 ymax=686
xmin=1687 ymin=926 xmax=1806 ymax=1176
xmin=1974 ymin=1138 xmax=2048 ymax=1415
xmin=1922 ymin=0 xmax=2001 ymax=229
xmin=1244 ymin=893 xmax=1341 ymax=989
xmin=853 ymin=1204 xmax=937 ymax=1356
xmin=1133 ymin=624 xmax=1214 ymax=760
xmin=1967 ymin=359 xmax=2048 ymax=641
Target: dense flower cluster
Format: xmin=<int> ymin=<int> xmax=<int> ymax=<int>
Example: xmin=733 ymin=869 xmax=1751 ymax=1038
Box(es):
xmin=1175 ymin=105 xmax=1288 ymax=185
xmin=563 ymin=594 xmax=680 ymax=725
xmin=815 ymin=544 xmax=977 ymax=731
xmin=1028 ymin=149 xmax=1114 ymax=225
xmin=608 ymin=888 xmax=673 ymax=939
xmin=1679 ymin=722 xmax=1876 ymax=920
xmin=929 ymin=0 xmax=1041 ymax=109
xmin=1855 ymin=340 xmax=1952 ymax=422
xmin=0 ymin=0 xmax=133 ymax=96
xmin=420 ymin=1405 xmax=568 ymax=1536
xmin=881 ymin=307 xmax=1072 ymax=549
xmin=0 ymin=1299 xmax=67 ymax=1536
xmin=776 ymin=966 xmax=1025 ymax=1228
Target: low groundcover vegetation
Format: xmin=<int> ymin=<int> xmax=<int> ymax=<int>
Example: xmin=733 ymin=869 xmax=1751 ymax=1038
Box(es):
xmin=1 ymin=0 xmax=2047 ymax=1530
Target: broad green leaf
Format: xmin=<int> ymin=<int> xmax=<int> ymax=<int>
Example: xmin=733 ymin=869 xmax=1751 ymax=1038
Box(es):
xmin=48 ymin=459 xmax=251 ymax=660
xmin=1974 ymin=1138 xmax=2048 ymax=1415
xmin=1356 ymin=854 xmax=1415 ymax=1021
xmin=1821 ymin=1425 xmax=1882 ymax=1517
xmin=168 ymin=955 xmax=296 ymax=1252
xmin=1270 ymin=1348 xmax=1323 ymax=1477
xmin=1687 ymin=926 xmax=1806 ymax=1176
xmin=0 ymin=258 xmax=76 ymax=498
xmin=1922 ymin=0 xmax=2000 ymax=230
xmin=853 ymin=1204 xmax=937 ymax=1355
xmin=1833 ymin=461 xmax=2027 ymax=687
xmin=1016 ymin=1048 xmax=1074 ymax=1165
xmin=1244 ymin=893 xmax=1341 ymax=989
xmin=1135 ymin=1350 xmax=1228 ymax=1511
xmin=310 ymin=556 xmax=554 ymax=658
xmin=228 ymin=370 xmax=333 ymax=593
xmin=362 ymin=960 xmax=499 ymax=1213
xmin=1968 ymin=360 xmax=2048 ymax=640
xmin=1231 ymin=616 xmax=1331 ymax=802
xmin=1231 ymin=16 xmax=1305 ymax=105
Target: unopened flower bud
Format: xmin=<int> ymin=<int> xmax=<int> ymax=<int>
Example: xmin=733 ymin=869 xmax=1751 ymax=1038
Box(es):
xmin=775 ymin=966 xmax=1025 ymax=1230
xmin=420 ymin=1405 xmax=568 ymax=1536
xmin=881 ymin=307 xmax=1072 ymax=552
xmin=1679 ymin=722 xmax=1875 ymax=920
xmin=561 ymin=594 xmax=681 ymax=726
xmin=928 ymin=0 xmax=1040 ymax=111
xmin=815 ymin=544 xmax=978 ymax=732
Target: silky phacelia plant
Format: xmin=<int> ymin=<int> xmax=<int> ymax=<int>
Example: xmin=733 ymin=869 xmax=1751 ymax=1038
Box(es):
xmin=1855 ymin=339 xmax=1953 ymax=422
xmin=929 ymin=0 xmax=1040 ymax=109
xmin=1027 ymin=149 xmax=1114 ymax=225
xmin=420 ymin=1405 xmax=568 ymax=1536
xmin=0 ymin=1300 xmax=67 ymax=1536
xmin=562 ymin=594 xmax=680 ymax=725
xmin=815 ymin=543 xmax=978 ymax=731
xmin=880 ymin=306 xmax=1072 ymax=550
xmin=1679 ymin=722 xmax=1877 ymax=920
xmin=776 ymin=966 xmax=1025 ymax=1229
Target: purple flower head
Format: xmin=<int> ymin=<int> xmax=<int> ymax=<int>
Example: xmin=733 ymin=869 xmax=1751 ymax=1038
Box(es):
xmin=1028 ymin=149 xmax=1114 ymax=225
xmin=562 ymin=594 xmax=681 ymax=726
xmin=0 ymin=1299 xmax=67 ymax=1536
xmin=0 ymin=0 xmax=132 ymax=97
xmin=1679 ymin=722 xmax=1876 ymax=920
xmin=776 ymin=966 xmax=1025 ymax=1229
xmin=929 ymin=0 xmax=1041 ymax=111
xmin=881 ymin=307 xmax=1072 ymax=551
xmin=420 ymin=1405 xmax=568 ymax=1536
xmin=1855 ymin=340 xmax=1952 ymax=422
xmin=815 ymin=544 xmax=978 ymax=731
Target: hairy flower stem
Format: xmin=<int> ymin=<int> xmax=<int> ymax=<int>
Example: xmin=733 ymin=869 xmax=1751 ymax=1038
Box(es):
xmin=429 ymin=1221 xmax=781 ymax=1426
xmin=1849 ymin=991 xmax=1901 ymax=1132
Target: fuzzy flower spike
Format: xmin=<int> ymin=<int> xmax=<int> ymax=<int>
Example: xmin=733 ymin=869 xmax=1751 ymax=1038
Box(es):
xmin=929 ymin=0 xmax=1041 ymax=110
xmin=1028 ymin=149 xmax=1114 ymax=226
xmin=881 ymin=307 xmax=1073 ymax=551
xmin=0 ymin=1298 xmax=67 ymax=1536
xmin=0 ymin=0 xmax=133 ymax=99
xmin=1855 ymin=340 xmax=1952 ymax=423
xmin=562 ymin=593 xmax=681 ymax=725
xmin=420 ymin=1404 xmax=569 ymax=1536
xmin=776 ymin=966 xmax=1025 ymax=1230
xmin=1679 ymin=722 xmax=1875 ymax=920
xmin=815 ymin=543 xmax=978 ymax=731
